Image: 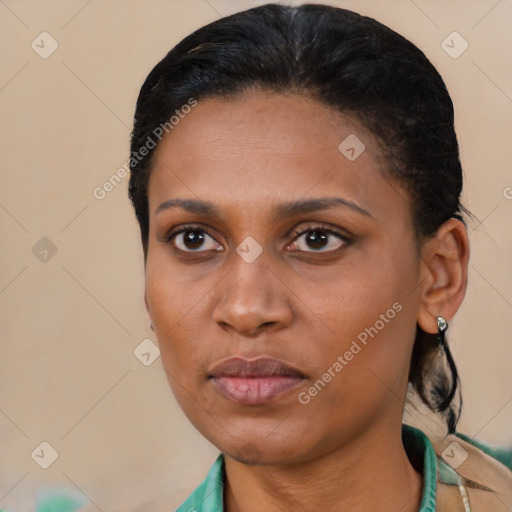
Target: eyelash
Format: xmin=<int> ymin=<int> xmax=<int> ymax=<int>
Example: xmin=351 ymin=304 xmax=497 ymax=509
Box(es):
xmin=165 ymin=223 xmax=352 ymax=254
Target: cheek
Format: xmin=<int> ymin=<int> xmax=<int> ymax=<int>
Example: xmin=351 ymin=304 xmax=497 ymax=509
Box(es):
xmin=299 ymin=246 xmax=420 ymax=398
xmin=307 ymin=244 xmax=417 ymax=347
xmin=145 ymin=245 xmax=208 ymax=329
xmin=144 ymin=256 xmax=199 ymax=369
xmin=144 ymin=255 xmax=224 ymax=400
xmin=295 ymin=306 xmax=417 ymax=440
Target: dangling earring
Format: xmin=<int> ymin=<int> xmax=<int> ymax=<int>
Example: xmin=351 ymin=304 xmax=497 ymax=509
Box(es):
xmin=434 ymin=315 xmax=459 ymax=420
xmin=149 ymin=320 xmax=155 ymax=332
xmin=436 ymin=316 xmax=447 ymax=346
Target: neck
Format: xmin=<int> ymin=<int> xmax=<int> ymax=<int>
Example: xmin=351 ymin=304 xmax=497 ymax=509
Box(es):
xmin=224 ymin=422 xmax=423 ymax=512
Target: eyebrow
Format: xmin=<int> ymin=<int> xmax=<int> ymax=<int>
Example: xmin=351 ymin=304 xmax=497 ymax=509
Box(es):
xmin=155 ymin=197 xmax=373 ymax=220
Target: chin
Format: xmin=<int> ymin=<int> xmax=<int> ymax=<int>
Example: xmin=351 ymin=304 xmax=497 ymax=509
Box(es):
xmin=212 ymin=427 xmax=311 ymax=466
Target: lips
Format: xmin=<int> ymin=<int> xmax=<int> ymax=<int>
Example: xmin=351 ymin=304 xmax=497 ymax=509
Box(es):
xmin=208 ymin=356 xmax=306 ymax=405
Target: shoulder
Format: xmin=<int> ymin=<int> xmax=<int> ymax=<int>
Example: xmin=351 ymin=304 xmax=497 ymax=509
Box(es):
xmin=437 ymin=483 xmax=512 ymax=512
xmin=466 ymin=486 xmax=512 ymax=512
xmin=454 ymin=432 xmax=512 ymax=471
xmin=436 ymin=431 xmax=512 ymax=512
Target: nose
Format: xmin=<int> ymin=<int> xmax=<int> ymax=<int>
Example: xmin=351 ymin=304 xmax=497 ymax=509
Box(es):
xmin=212 ymin=251 xmax=294 ymax=337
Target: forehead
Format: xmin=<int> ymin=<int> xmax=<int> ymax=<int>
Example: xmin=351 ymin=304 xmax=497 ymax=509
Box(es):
xmin=147 ymin=90 xmax=411 ymax=224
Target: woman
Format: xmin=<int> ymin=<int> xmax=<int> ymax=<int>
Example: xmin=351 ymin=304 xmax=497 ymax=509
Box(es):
xmin=2 ymin=5 xmax=509 ymax=512
xmin=124 ymin=3 xmax=512 ymax=511
xmin=22 ymin=3 xmax=511 ymax=512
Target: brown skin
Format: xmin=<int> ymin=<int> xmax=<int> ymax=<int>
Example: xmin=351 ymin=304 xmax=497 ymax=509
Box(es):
xmin=144 ymin=90 xmax=469 ymax=511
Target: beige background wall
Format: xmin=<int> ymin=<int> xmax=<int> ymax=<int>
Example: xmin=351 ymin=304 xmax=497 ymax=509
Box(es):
xmin=1 ymin=0 xmax=511 ymax=510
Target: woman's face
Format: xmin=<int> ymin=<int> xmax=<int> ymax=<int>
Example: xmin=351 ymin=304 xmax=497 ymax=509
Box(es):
xmin=145 ymin=90 xmax=425 ymax=465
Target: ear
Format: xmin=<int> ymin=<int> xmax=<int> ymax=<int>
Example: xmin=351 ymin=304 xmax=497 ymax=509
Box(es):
xmin=417 ymin=218 xmax=470 ymax=334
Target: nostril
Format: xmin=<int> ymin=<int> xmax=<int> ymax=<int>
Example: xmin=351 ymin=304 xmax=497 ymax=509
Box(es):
xmin=248 ymin=321 xmax=276 ymax=336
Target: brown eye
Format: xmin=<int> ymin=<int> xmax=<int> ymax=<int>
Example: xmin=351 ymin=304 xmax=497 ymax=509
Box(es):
xmin=169 ymin=228 xmax=223 ymax=252
xmin=303 ymin=230 xmax=329 ymax=250
xmin=291 ymin=226 xmax=350 ymax=252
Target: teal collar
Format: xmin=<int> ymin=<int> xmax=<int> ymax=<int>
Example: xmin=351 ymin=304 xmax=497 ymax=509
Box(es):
xmin=176 ymin=424 xmax=438 ymax=511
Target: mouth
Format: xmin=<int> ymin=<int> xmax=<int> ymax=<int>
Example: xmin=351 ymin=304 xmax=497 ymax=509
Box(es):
xmin=208 ymin=356 xmax=307 ymax=405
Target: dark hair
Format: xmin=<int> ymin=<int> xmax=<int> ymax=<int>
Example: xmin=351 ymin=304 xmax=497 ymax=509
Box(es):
xmin=129 ymin=3 xmax=467 ymax=433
